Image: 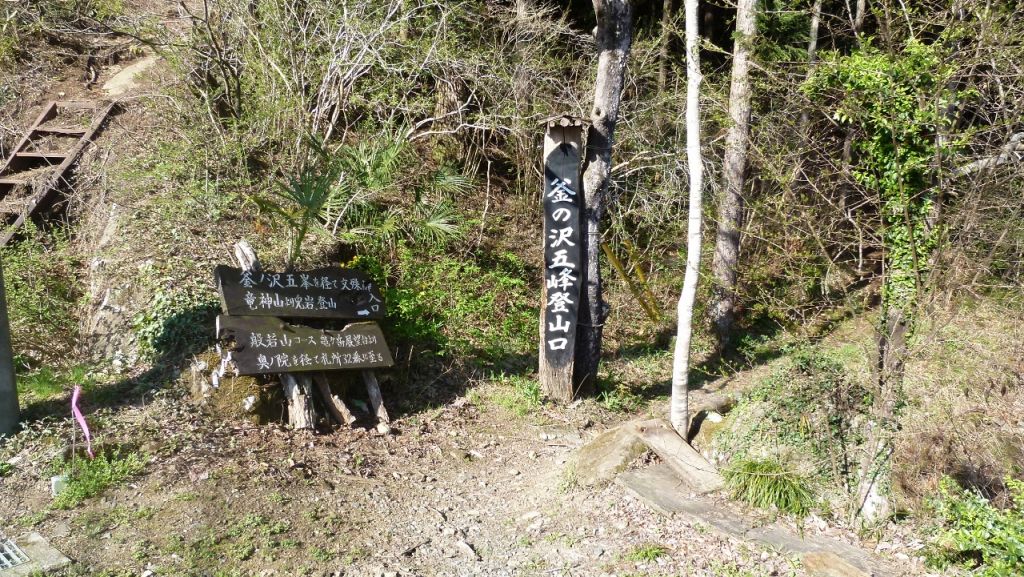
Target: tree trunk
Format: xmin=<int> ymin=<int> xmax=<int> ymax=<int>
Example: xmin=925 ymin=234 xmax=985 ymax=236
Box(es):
xmin=670 ymin=0 xmax=704 ymax=437
xmin=575 ymin=0 xmax=632 ymax=393
xmin=657 ymin=0 xmax=673 ymax=94
xmin=839 ymin=0 xmax=867 ymax=218
xmin=799 ymin=0 xmax=823 ymax=129
xmin=709 ymin=0 xmax=757 ymax=350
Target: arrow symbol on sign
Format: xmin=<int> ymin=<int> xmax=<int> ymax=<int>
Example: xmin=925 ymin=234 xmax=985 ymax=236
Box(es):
xmin=357 ymin=310 xmax=370 ymax=316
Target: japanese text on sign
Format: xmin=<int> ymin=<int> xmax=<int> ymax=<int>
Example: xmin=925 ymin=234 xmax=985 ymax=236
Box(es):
xmin=543 ymin=173 xmax=582 ymax=356
xmin=215 ymin=265 xmax=385 ymax=320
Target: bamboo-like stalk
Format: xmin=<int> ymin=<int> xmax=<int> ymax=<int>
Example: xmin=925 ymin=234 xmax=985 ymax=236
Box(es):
xmin=602 ymin=242 xmax=660 ymax=323
xmin=623 ymin=238 xmax=663 ymax=322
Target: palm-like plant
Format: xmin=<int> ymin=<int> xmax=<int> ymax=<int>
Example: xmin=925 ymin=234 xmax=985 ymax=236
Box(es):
xmin=252 ymin=138 xmax=344 ymax=269
xmin=252 ymin=131 xmax=471 ymax=265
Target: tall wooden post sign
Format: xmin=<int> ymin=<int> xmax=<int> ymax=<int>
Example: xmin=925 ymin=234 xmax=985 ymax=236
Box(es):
xmin=0 ymin=259 xmax=18 ymax=437
xmin=540 ymin=116 xmax=584 ymax=401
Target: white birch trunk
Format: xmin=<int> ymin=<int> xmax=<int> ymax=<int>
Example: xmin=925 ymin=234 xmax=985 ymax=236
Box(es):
xmin=670 ymin=0 xmax=704 ymax=437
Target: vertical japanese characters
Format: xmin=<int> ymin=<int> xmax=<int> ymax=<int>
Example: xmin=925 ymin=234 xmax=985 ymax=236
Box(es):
xmin=542 ymin=143 xmax=583 ymax=364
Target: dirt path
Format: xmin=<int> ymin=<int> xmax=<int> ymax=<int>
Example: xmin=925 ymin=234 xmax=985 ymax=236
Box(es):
xmin=1 ymin=383 xmax=930 ymax=577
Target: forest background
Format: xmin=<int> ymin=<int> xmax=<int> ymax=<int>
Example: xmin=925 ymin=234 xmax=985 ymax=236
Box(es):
xmin=1 ymin=0 xmax=1023 ymax=575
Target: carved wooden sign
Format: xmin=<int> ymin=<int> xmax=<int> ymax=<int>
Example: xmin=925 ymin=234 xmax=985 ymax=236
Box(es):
xmin=217 ymin=315 xmax=394 ymax=376
xmin=539 ymin=116 xmax=584 ymax=401
xmin=215 ymin=265 xmax=384 ymax=320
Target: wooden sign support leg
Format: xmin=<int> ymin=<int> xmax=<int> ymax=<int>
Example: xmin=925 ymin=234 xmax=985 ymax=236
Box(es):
xmin=361 ymin=370 xmax=390 ymax=434
xmin=313 ymin=372 xmax=356 ymax=427
xmin=233 ymin=240 xmax=317 ymax=431
xmin=281 ymin=374 xmax=317 ymax=430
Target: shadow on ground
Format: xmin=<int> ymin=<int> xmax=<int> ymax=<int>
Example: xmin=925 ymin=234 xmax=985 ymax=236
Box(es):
xmin=16 ymin=303 xmax=219 ymax=424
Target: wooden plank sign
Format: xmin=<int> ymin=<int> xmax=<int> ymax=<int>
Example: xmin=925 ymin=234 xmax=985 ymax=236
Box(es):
xmin=215 ymin=265 xmax=385 ymax=320
xmin=217 ymin=315 xmax=394 ymax=376
xmin=539 ymin=116 xmax=584 ymax=401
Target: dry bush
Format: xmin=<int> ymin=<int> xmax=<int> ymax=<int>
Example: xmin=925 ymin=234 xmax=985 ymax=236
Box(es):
xmin=894 ymin=302 xmax=1024 ymax=510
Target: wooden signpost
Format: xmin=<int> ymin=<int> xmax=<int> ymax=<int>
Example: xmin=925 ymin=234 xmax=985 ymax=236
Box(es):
xmin=214 ymin=241 xmax=394 ymax=432
xmin=0 ymin=258 xmax=18 ymax=437
xmin=539 ymin=116 xmax=584 ymax=402
xmin=216 ymin=316 xmax=393 ymax=375
xmin=214 ymin=265 xmax=384 ymax=320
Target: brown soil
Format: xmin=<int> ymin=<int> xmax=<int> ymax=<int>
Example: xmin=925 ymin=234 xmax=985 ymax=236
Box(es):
xmin=0 ymin=385 xmax=927 ymax=577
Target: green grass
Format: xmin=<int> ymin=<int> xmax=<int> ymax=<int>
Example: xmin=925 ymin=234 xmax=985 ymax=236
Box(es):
xmin=557 ymin=463 xmax=579 ymax=494
xmin=75 ymin=506 xmax=154 ymax=538
xmin=18 ymin=365 xmax=99 ymax=402
xmin=51 ymin=448 xmax=148 ymax=509
xmin=310 ymin=546 xmax=334 ymax=562
xmin=0 ymin=224 xmax=79 ymax=366
xmin=596 ymin=380 xmax=644 ymax=413
xmin=723 ymin=456 xmax=815 ymax=517
xmin=492 ymin=374 xmax=543 ymax=416
xmin=623 ymin=543 xmax=668 ymax=562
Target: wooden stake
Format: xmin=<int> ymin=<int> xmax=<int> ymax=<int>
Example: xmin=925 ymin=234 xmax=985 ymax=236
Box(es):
xmin=539 ymin=116 xmax=584 ymax=402
xmin=313 ymin=372 xmax=356 ymax=427
xmin=361 ymin=370 xmax=390 ymax=433
xmin=281 ymin=374 xmax=317 ymax=430
xmin=232 ymin=240 xmax=317 ymax=430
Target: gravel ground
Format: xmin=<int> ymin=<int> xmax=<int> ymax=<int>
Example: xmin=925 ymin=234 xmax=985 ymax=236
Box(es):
xmin=0 ymin=383 xmax=934 ymax=577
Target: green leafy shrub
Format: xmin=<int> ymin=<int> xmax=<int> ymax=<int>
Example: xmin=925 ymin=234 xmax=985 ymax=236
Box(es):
xmin=52 ymin=448 xmax=147 ymax=509
xmin=381 ymin=249 xmax=535 ymax=361
xmin=805 ymin=41 xmax=957 ymax=329
xmin=132 ymin=288 xmax=219 ymax=362
xmin=0 ymin=226 xmax=79 ymax=366
xmin=724 ymin=456 xmax=815 ymax=517
xmin=718 ymin=346 xmax=872 ymax=493
xmin=927 ymin=476 xmax=1024 ymax=576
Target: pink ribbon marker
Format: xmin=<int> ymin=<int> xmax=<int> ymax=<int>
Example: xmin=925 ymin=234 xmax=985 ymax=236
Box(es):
xmin=71 ymin=386 xmax=94 ymax=459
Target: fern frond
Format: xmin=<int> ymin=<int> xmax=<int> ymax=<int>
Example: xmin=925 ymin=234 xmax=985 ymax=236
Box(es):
xmin=408 ymin=201 xmax=464 ymax=247
xmin=430 ymin=168 xmax=473 ymax=196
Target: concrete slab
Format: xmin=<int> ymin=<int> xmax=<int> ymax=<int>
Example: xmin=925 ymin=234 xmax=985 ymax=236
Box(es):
xmin=0 ymin=532 xmax=71 ymax=576
xmin=616 ymin=464 xmax=895 ymax=576
xmin=574 ymin=426 xmax=646 ymax=487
